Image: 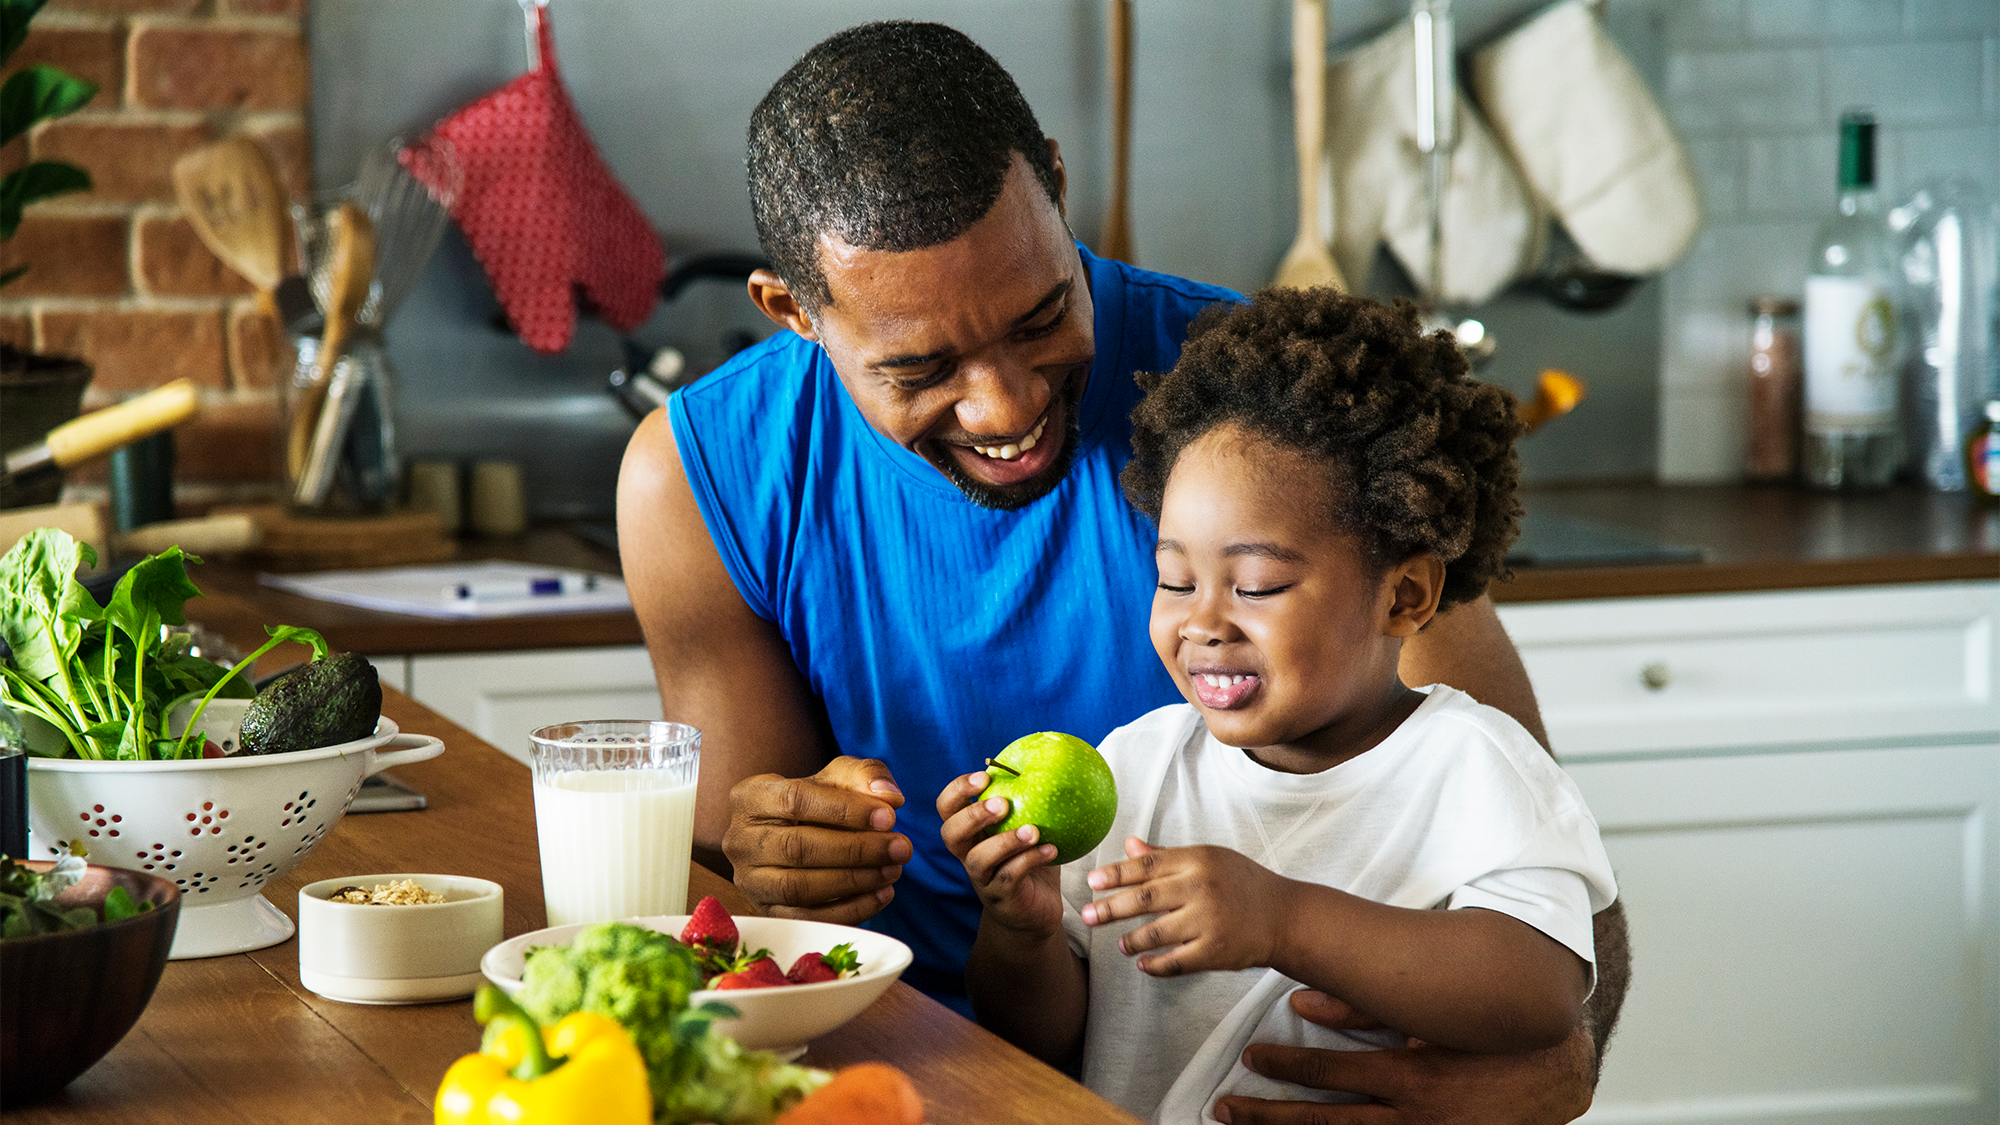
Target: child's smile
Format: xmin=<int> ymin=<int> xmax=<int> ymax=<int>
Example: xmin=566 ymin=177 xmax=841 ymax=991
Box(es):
xmin=1188 ymin=667 xmax=1259 ymax=709
xmin=1149 ymin=424 xmax=1440 ymax=773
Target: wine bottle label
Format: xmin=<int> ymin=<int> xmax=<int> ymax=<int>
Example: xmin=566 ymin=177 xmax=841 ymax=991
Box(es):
xmin=1803 ymin=275 xmax=1898 ymax=434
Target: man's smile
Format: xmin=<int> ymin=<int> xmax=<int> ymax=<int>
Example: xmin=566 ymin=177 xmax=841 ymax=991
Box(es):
xmin=969 ymin=413 xmax=1050 ymax=461
xmin=940 ymin=400 xmax=1063 ymax=486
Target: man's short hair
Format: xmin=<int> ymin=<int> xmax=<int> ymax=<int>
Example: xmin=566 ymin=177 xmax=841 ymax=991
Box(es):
xmin=747 ymin=21 xmax=1063 ymax=314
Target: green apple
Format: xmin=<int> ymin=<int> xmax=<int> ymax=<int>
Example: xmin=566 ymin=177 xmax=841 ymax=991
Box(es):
xmin=979 ymin=731 xmax=1118 ymax=865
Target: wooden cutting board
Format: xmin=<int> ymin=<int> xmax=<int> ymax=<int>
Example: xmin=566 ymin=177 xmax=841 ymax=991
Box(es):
xmin=217 ymin=504 xmax=456 ymax=571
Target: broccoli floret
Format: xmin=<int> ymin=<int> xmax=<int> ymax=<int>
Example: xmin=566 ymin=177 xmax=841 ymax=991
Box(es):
xmin=518 ymin=922 xmax=704 ymax=1036
xmin=507 ymin=922 xmax=826 ymax=1124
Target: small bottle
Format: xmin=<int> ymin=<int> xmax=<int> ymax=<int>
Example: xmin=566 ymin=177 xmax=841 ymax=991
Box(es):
xmin=1968 ymin=401 xmax=2000 ymax=501
xmin=1745 ymin=297 xmax=1802 ymax=482
xmin=1803 ymin=109 xmax=1903 ymax=489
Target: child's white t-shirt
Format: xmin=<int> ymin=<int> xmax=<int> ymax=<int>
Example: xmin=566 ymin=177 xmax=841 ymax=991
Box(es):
xmin=1058 ymin=685 xmax=1617 ymax=1123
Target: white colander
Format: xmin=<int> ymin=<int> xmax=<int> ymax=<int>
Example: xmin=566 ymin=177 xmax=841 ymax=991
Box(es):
xmin=25 ymin=698 xmax=443 ymax=958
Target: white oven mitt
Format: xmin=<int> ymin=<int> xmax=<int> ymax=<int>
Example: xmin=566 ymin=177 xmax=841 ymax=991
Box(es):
xmin=1326 ymin=18 xmax=1541 ymax=305
xmin=1470 ymin=0 xmax=1701 ymax=275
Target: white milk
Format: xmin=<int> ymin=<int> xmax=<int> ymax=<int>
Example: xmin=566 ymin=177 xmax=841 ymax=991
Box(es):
xmin=534 ymin=768 xmax=697 ymax=927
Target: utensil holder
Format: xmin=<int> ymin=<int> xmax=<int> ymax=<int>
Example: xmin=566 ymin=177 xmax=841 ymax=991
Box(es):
xmin=285 ymin=329 xmax=400 ymax=514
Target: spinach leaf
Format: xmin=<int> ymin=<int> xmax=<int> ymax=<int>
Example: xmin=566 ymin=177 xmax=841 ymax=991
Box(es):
xmin=1 ymin=529 xmax=325 ymax=761
xmin=102 ymin=546 xmax=202 ymax=748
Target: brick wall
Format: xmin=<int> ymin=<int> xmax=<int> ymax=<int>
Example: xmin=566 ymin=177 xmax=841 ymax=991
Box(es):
xmin=1 ymin=0 xmax=311 ymax=504
xmin=1652 ymin=0 xmax=2000 ymax=482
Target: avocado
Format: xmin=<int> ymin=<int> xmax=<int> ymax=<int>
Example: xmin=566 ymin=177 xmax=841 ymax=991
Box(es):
xmin=238 ymin=651 xmax=383 ymax=756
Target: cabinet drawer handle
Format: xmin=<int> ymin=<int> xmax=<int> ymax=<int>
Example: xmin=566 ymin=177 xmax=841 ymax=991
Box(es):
xmin=1640 ymin=662 xmax=1671 ymax=691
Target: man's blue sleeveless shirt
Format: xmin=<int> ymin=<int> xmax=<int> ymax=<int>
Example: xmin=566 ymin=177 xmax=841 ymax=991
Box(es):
xmin=669 ymin=248 xmax=1238 ymax=999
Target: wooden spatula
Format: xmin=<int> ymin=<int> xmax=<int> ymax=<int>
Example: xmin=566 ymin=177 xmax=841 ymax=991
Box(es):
xmin=286 ymin=202 xmax=375 ymax=485
xmin=171 ymin=138 xmax=288 ymax=311
xmin=1097 ymin=0 xmax=1135 ymax=264
xmin=1273 ymin=0 xmax=1348 ymax=291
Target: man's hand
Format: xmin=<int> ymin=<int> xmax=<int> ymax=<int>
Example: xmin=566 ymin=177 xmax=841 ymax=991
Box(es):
xmin=722 ymin=756 xmax=913 ymax=925
xmin=1081 ymin=837 xmax=1292 ymax=977
xmin=1212 ymin=991 xmax=1594 ymax=1125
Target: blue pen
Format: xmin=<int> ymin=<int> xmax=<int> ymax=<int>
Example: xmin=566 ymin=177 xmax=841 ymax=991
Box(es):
xmin=445 ymin=573 xmax=600 ymax=601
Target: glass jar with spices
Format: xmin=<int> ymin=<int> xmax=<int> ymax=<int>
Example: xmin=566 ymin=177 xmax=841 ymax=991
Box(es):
xmin=1745 ymin=296 xmax=1802 ymax=482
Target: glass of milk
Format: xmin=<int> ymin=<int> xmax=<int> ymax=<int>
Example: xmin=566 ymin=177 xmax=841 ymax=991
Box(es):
xmin=528 ymin=720 xmax=701 ymax=927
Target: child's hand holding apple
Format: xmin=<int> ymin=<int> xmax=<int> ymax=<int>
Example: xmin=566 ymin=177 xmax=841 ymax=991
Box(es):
xmin=938 ymin=731 xmax=1120 ymax=939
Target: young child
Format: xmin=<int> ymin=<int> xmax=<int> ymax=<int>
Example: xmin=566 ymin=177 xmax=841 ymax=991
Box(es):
xmin=937 ymin=288 xmax=1617 ymax=1122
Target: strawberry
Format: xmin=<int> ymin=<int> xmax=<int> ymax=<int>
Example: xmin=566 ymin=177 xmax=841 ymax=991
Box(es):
xmin=680 ymin=895 xmax=739 ymax=951
xmin=681 ymin=896 xmax=742 ymax=978
xmin=710 ymin=954 xmax=788 ymax=990
xmin=786 ymin=943 xmax=861 ymax=984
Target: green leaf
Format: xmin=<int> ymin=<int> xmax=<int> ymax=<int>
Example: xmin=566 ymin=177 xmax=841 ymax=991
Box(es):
xmin=0 ymin=529 xmax=97 ymax=687
xmin=105 ymin=546 xmax=201 ymax=650
xmin=0 ymin=1 xmax=52 ymax=69
xmin=100 ymin=548 xmax=203 ymax=741
xmin=0 ymin=264 xmax=26 ymax=289
xmin=152 ymin=647 xmax=254 ymax=708
xmin=268 ymin=625 xmax=330 ymax=662
xmin=0 ymin=160 xmax=91 ymax=239
xmin=102 ymin=885 xmax=145 ymax=921
xmin=0 ymin=65 xmax=97 ymax=147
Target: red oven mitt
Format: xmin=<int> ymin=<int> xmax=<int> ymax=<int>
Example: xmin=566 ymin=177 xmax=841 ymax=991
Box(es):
xmin=408 ymin=8 xmax=663 ymax=354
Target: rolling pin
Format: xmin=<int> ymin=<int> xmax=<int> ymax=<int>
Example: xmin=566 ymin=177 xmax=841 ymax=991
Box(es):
xmin=2 ymin=379 xmax=200 ymax=488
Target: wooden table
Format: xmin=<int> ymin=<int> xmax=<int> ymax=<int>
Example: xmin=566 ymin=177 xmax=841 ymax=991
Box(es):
xmin=12 ymin=691 xmax=1141 ymax=1125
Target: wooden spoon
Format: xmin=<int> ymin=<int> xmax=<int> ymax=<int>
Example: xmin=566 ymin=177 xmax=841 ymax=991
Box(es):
xmin=171 ymin=138 xmax=287 ymax=312
xmin=1097 ymin=0 xmax=1135 ymax=264
xmin=1272 ymin=0 xmax=1348 ymax=291
xmin=286 ymin=201 xmax=375 ymax=484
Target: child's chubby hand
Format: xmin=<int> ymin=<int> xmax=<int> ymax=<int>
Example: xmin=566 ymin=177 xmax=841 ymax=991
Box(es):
xmin=936 ymin=770 xmax=1064 ymax=939
xmin=1081 ymin=837 xmax=1293 ymax=977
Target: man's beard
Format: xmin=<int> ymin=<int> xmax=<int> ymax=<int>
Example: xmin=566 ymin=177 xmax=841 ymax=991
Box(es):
xmin=930 ymin=403 xmax=1084 ymax=512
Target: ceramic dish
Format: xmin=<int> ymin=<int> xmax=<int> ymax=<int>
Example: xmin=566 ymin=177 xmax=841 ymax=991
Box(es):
xmin=298 ymin=874 xmax=503 ymax=1004
xmin=481 ymin=914 xmax=912 ymax=1056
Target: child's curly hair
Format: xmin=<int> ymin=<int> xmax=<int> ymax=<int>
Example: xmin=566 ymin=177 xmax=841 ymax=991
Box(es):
xmin=1121 ymin=288 xmax=1522 ymax=612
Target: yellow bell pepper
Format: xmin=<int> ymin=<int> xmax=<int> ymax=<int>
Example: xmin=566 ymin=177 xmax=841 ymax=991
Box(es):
xmin=437 ymin=986 xmax=651 ymax=1125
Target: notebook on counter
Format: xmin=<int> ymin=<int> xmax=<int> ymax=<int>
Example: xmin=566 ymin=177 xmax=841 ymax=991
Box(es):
xmin=260 ymin=561 xmax=631 ymax=619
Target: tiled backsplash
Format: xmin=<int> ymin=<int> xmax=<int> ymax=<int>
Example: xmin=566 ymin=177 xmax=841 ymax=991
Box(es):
xmin=1654 ymin=0 xmax=2000 ymax=482
xmin=0 ymin=0 xmax=311 ymax=504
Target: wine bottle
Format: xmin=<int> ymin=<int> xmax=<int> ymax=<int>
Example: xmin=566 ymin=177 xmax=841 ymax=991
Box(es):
xmin=1803 ymin=109 xmax=1903 ymax=489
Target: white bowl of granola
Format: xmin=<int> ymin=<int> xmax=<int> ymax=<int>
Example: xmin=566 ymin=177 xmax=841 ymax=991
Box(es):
xmin=297 ymin=873 xmax=503 ymax=1004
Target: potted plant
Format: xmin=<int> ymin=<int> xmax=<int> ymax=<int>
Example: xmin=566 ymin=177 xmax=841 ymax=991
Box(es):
xmin=0 ymin=0 xmax=99 ymax=509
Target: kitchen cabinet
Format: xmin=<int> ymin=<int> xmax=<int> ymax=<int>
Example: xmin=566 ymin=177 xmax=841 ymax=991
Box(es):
xmin=380 ymin=645 xmax=663 ymax=763
xmin=1497 ymin=581 xmax=2000 ymax=1125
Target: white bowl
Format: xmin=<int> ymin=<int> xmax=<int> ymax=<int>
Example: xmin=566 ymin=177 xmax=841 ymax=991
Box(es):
xmin=26 ymin=698 xmax=444 ymax=959
xmin=481 ymin=915 xmax=912 ymax=1056
xmin=297 ymin=874 xmax=504 ymax=1005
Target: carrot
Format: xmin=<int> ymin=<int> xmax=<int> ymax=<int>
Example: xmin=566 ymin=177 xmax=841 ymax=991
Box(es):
xmin=774 ymin=1062 xmax=925 ymax=1125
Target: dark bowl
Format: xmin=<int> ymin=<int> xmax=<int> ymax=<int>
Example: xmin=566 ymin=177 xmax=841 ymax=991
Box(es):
xmin=0 ymin=861 xmax=180 ymax=1106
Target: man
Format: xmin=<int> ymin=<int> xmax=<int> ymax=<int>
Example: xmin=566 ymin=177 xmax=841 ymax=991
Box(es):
xmin=619 ymin=21 xmax=1627 ymax=1122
